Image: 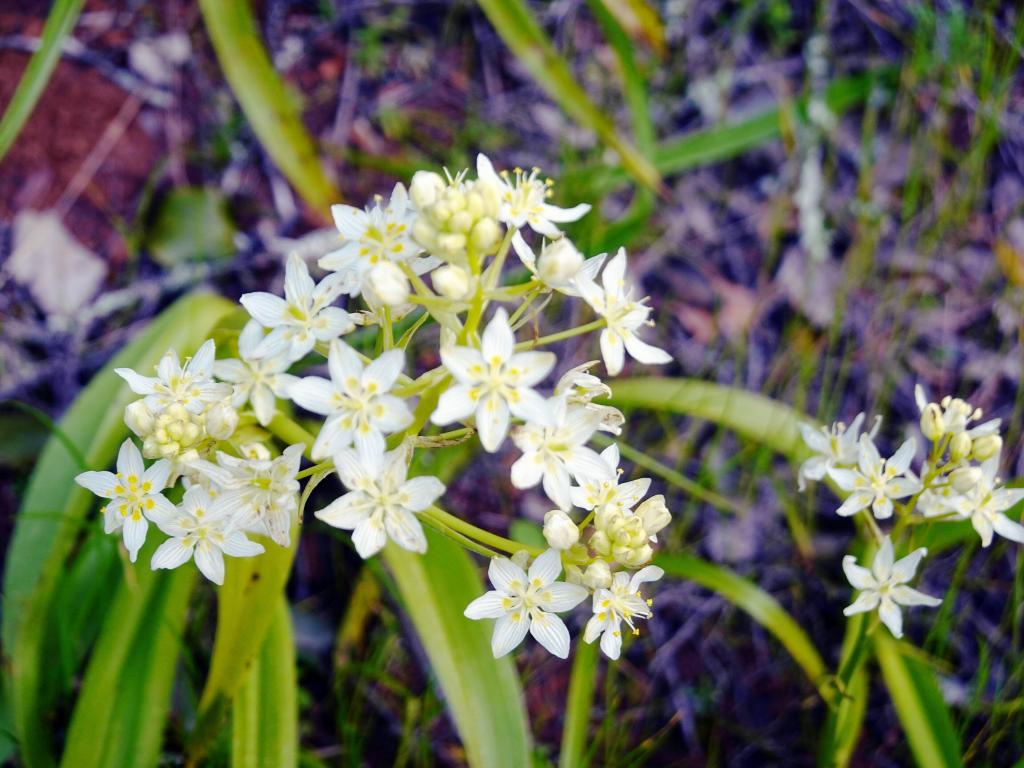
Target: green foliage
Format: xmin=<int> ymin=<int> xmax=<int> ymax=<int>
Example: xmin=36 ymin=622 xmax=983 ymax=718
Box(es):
xmin=145 ymin=187 xmax=237 ymax=266
xmin=197 ymin=0 xmax=341 ymax=215
xmin=1 ymin=292 xmax=236 ymax=768
xmin=0 ymin=0 xmax=85 ymax=163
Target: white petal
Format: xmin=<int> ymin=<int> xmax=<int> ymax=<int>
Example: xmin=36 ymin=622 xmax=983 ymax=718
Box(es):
xmin=251 ymin=385 xmax=277 ymax=426
xmin=363 ymin=349 xmax=405 ymax=391
xmin=872 ymin=496 xmax=894 ymax=520
xmin=431 ymin=385 xmax=477 ymax=425
xmin=842 ymin=556 xmax=877 ymax=590
xmin=888 ymin=438 xmax=917 ymax=474
xmin=877 ymin=597 xmax=903 ymax=638
xmin=972 ymin=513 xmax=995 ymax=548
xmin=150 ymin=538 xmax=195 ymax=571
xmin=195 ymin=540 xmax=226 ymax=584
xmin=505 ymin=351 xmax=555 ymax=388
xmin=400 ymin=476 xmax=446 ymax=512
xmin=890 ymin=547 xmax=928 ymax=583
xmin=510 ymin=452 xmax=545 ymax=489
xmin=352 ymin=517 xmax=388 ymax=558
xmin=540 ymin=202 xmax=591 ymax=223
xmin=836 ymin=491 xmax=873 ymax=517
xmin=476 ymin=393 xmax=510 ymax=453
xmin=529 ymin=611 xmax=571 ymax=658
xmin=491 ymin=613 xmax=529 ymax=658
xmin=240 ymin=292 xmax=288 ymax=327
xmin=290 ymin=377 xmax=336 ymax=416
xmin=541 ymin=582 xmax=588 ymax=612
xmin=314 ymin=492 xmax=368 ymax=529
xmin=872 ymin=537 xmax=895 ymax=582
xmin=890 ymin=585 xmax=942 ymax=608
xmin=528 ymin=548 xmax=563 ymax=585
xmin=599 ymin=624 xmax=623 ymax=660
xmin=481 ymin=308 xmax=515 ymax=362
xmin=440 ymin=346 xmax=486 ymax=385
xmin=622 ymin=333 xmax=672 ymax=366
xmin=284 ymin=252 xmax=314 ymax=302
xmin=541 ymin=463 xmax=573 ymax=511
xmin=117 ymin=439 xmax=145 ymax=479
xmin=188 ymin=339 xmax=216 ymax=380
xmin=75 ymin=470 xmax=118 ymax=498
xmin=842 ymin=591 xmax=880 ymax=616
xmin=600 ymin=329 xmax=625 ymax=376
xmin=123 ymin=515 xmax=148 ymax=563
xmin=221 ymin=530 xmax=265 ymax=558
xmin=488 ymin=557 xmax=527 ymax=592
xmin=384 ymin=508 xmax=427 ymax=554
xmin=328 ymin=340 xmax=364 ymax=386
xmin=508 ymin=387 xmax=554 ymax=427
xmin=992 ymin=513 xmax=1024 ymax=544
xmin=464 ymin=591 xmax=509 ymax=620
xmin=115 ymin=368 xmax=157 ymax=395
xmin=799 ymin=423 xmax=830 ymax=453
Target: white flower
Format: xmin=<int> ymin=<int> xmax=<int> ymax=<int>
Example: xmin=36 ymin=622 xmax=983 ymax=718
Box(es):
xmin=831 ymin=436 xmax=921 ymax=519
xmin=365 ymin=260 xmax=411 ymax=306
xmin=510 ymin=395 xmax=613 ymax=511
xmin=290 ymin=340 xmax=412 ymax=460
xmin=320 ymin=183 xmax=436 ymax=295
xmin=115 ymin=339 xmax=231 ymax=415
xmin=570 ymin=444 xmax=651 ymax=517
xmin=189 ymin=444 xmax=304 ymax=547
xmin=476 ymin=154 xmax=590 ymax=237
xmin=554 ymin=361 xmax=624 ymax=435
xmin=943 ymin=456 xmax=1024 ymax=547
xmin=584 ymin=566 xmax=663 ymax=660
xmin=75 ymin=439 xmax=175 ymax=562
xmin=149 ymin=485 xmax=265 ymax=584
xmin=213 ymin=320 xmax=298 ymax=426
xmin=842 ymin=537 xmax=940 ymax=638
xmin=314 ymin=444 xmax=445 ymax=558
xmin=573 ymin=248 xmax=672 ymax=376
xmin=240 ymin=253 xmax=355 ymax=362
xmin=431 ymin=308 xmax=555 ymax=452
xmin=510 ymin=233 xmax=601 ymax=295
xmin=543 ymin=509 xmax=580 ymax=550
xmin=797 ymin=413 xmax=879 ymax=491
xmin=431 ymin=264 xmax=472 ymax=300
xmin=914 ymin=384 xmax=999 ymax=439
xmin=464 ymin=548 xmax=588 ymax=658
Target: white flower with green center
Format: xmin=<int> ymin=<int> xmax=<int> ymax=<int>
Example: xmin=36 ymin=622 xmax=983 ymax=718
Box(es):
xmin=313 ymin=443 xmax=445 ymax=558
xmin=240 ymin=253 xmax=355 ymax=362
xmin=842 ymin=537 xmax=940 ymax=638
xmin=116 ymin=339 xmax=231 ymax=415
xmin=464 ymin=548 xmax=588 ymax=658
xmin=584 ymin=565 xmax=663 ymax=660
xmin=189 ymin=444 xmax=305 ymax=547
xmin=75 ymin=439 xmax=175 ymax=562
xmin=431 ymin=308 xmax=556 ymax=452
xmin=213 ymin=320 xmax=298 ymax=427
xmin=572 ymin=248 xmax=672 ymax=376
xmin=476 ymin=154 xmax=590 ymax=237
xmin=797 ymin=412 xmax=880 ymax=491
xmin=943 ymin=456 xmax=1024 ymax=547
xmin=320 ymin=183 xmax=438 ymax=295
xmin=831 ymin=435 xmax=921 ymax=519
xmin=510 ymin=395 xmax=614 ymax=512
xmin=149 ymin=485 xmax=265 ymax=584
xmin=290 ymin=340 xmax=412 ymax=460
xmin=571 ymin=444 xmax=650 ymax=517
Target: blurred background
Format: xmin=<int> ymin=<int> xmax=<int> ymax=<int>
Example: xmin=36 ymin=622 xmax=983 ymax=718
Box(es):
xmin=2 ymin=1 xmax=1024 ymax=766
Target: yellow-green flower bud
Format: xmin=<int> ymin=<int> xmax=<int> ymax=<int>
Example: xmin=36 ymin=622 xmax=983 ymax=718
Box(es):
xmin=950 ymin=466 xmax=983 ymax=493
xmin=971 ymin=434 xmax=1002 ymax=461
xmin=950 ymin=432 xmax=972 ymax=462
xmin=636 ymin=494 xmax=671 ymax=537
xmin=432 ymin=264 xmax=472 ymax=300
xmin=124 ymin=399 xmax=155 ymax=437
xmin=582 ymin=560 xmax=612 ymax=590
xmin=920 ymin=403 xmax=945 ymax=441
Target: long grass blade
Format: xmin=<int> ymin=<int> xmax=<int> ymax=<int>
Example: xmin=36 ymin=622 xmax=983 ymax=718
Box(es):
xmin=873 ymin=632 xmax=964 ymax=768
xmin=559 ymin=639 xmax=599 ymax=768
xmin=197 ymin=0 xmax=341 ymax=215
xmin=476 ymin=0 xmax=662 ymax=192
xmin=0 ymin=0 xmax=85 ymax=163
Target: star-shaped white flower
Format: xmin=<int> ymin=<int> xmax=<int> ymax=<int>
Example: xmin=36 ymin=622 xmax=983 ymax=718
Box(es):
xmin=943 ymin=456 xmax=1024 ymax=547
xmin=115 ymin=339 xmax=231 ymax=415
xmin=831 ymin=435 xmax=921 ymax=519
xmin=75 ymin=439 xmax=175 ymax=562
xmin=464 ymin=548 xmax=588 ymax=658
xmin=320 ymin=183 xmax=438 ymax=295
xmin=476 ymin=154 xmax=590 ymax=237
xmin=431 ymin=308 xmax=556 ymax=452
xmin=240 ymin=253 xmax=355 ymax=362
xmin=510 ymin=395 xmax=613 ymax=511
xmin=510 ymin=232 xmax=602 ymax=295
xmin=213 ymin=320 xmax=298 ymax=426
xmin=189 ymin=444 xmax=304 ymax=547
xmin=797 ymin=413 xmax=883 ymax=491
xmin=571 ymin=444 xmax=651 ymax=517
xmin=914 ymin=384 xmax=1000 ymax=438
xmin=583 ymin=565 xmax=663 ymax=660
xmin=572 ymin=248 xmax=672 ymax=376
xmin=842 ymin=537 xmax=940 ymax=638
xmin=313 ymin=443 xmax=445 ymax=558
xmin=149 ymin=485 xmax=265 ymax=584
xmin=290 ymin=340 xmax=413 ymax=460
xmin=554 ymin=361 xmax=625 ymax=435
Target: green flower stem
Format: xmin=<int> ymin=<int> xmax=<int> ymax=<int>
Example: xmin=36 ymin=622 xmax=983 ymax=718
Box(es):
xmin=296 ymin=459 xmax=333 ymax=480
xmin=424 ymin=505 xmax=543 ymax=557
xmin=267 ymin=414 xmax=316 ymax=456
xmin=419 ymin=513 xmax=501 ymax=558
xmin=514 ymin=318 xmax=606 ymax=351
xmin=507 ymin=285 xmax=543 ymax=326
xmin=559 ymin=639 xmax=599 ymax=768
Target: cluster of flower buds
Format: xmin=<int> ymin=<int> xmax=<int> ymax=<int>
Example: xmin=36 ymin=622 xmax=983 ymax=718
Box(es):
xmin=799 ymin=384 xmax=1023 ymax=638
xmin=76 ymin=154 xmax=675 ymax=662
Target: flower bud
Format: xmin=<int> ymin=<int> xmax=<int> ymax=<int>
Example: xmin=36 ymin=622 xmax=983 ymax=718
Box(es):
xmin=537 ymin=238 xmax=584 ymax=286
xmin=240 ymin=442 xmax=271 ymax=461
xmin=920 ymin=403 xmax=945 ymax=442
xmin=366 ymin=261 xmax=410 ymax=306
xmin=543 ymin=509 xmax=579 ymax=550
xmin=582 ymin=560 xmax=612 ymax=590
xmin=432 ymin=264 xmax=472 ymax=300
xmin=950 ymin=466 xmax=983 ymax=493
xmin=470 ymin=218 xmax=501 ymax=252
xmin=124 ymin=400 xmax=155 ymax=437
xmin=971 ymin=434 xmax=1002 ymax=461
xmin=949 ymin=432 xmax=972 ymax=462
xmin=636 ymin=494 xmax=671 ymax=537
xmin=409 ymin=171 xmax=445 ymax=208
xmin=206 ymin=400 xmax=239 ymax=440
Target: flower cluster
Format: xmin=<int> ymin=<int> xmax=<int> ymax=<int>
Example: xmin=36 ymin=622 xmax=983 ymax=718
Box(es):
xmin=800 ymin=384 xmax=1023 ymax=638
xmin=75 ymin=154 xmax=673 ymax=662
